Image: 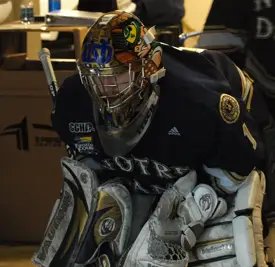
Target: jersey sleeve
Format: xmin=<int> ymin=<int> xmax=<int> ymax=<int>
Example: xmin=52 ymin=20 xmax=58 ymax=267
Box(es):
xmin=202 ymin=49 xmax=259 ymax=113
xmin=200 ymin=50 xmax=265 ymax=175
xmin=51 ymin=74 xmax=95 ymax=149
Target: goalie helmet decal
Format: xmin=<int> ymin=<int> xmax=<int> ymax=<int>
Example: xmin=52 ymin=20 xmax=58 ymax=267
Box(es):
xmin=80 ymin=11 xmax=160 ymax=69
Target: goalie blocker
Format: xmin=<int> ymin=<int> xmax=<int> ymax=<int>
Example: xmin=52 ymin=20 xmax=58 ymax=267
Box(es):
xmin=189 ymin=170 xmax=268 ymax=267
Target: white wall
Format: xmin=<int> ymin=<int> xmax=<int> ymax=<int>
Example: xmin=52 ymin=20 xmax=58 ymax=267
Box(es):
xmin=0 ymin=0 xmax=13 ymax=24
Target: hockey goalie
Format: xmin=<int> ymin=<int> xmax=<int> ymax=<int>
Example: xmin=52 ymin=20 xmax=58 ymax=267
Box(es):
xmin=32 ymin=10 xmax=270 ymax=267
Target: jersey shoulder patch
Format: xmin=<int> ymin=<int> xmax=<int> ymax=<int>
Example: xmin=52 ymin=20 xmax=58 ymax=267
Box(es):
xmin=219 ymin=93 xmax=240 ymax=124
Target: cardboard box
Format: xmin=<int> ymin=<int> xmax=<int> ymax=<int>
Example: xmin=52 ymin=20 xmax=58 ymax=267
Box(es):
xmin=0 ymin=70 xmax=74 ymax=242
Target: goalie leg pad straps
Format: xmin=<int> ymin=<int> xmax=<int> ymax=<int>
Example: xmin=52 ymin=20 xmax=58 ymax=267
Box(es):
xmin=264 ymin=221 xmax=275 ymax=266
xmin=234 ymin=170 xmax=267 ymax=267
xmin=190 ymin=170 xmax=268 ymax=267
xmin=233 ymin=216 xmax=256 ymax=267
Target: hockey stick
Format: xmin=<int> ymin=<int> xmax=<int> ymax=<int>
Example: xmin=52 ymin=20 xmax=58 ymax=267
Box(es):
xmin=38 ymin=47 xmax=59 ymax=114
xmin=38 ymin=47 xmax=76 ymax=158
xmin=178 ymin=31 xmax=203 ymax=46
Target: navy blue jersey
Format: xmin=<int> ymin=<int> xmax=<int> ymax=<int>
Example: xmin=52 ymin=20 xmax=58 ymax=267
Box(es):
xmin=52 ymin=46 xmax=264 ymax=193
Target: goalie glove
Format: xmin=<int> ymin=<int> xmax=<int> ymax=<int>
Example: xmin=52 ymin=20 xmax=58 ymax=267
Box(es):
xmin=189 ymin=169 xmax=268 ymax=267
xmin=120 ymin=170 xmax=227 ymax=267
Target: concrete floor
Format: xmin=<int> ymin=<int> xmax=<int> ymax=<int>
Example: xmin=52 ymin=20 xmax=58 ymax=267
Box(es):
xmin=0 ymin=245 xmax=37 ymax=267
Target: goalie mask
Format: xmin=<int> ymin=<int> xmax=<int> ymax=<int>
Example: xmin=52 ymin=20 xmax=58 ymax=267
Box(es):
xmin=77 ymin=11 xmax=165 ymax=157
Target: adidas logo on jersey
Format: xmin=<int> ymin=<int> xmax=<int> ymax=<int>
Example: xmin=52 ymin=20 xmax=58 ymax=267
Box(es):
xmin=168 ymin=127 xmax=181 ymax=136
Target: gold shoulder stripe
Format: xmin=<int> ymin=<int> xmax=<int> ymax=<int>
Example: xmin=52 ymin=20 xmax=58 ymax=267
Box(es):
xmin=235 ymin=65 xmax=246 ymax=98
xmin=243 ymin=71 xmax=254 ymax=112
xmin=242 ymin=123 xmax=257 ymax=150
xmin=235 ymin=65 xmax=254 ymax=112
